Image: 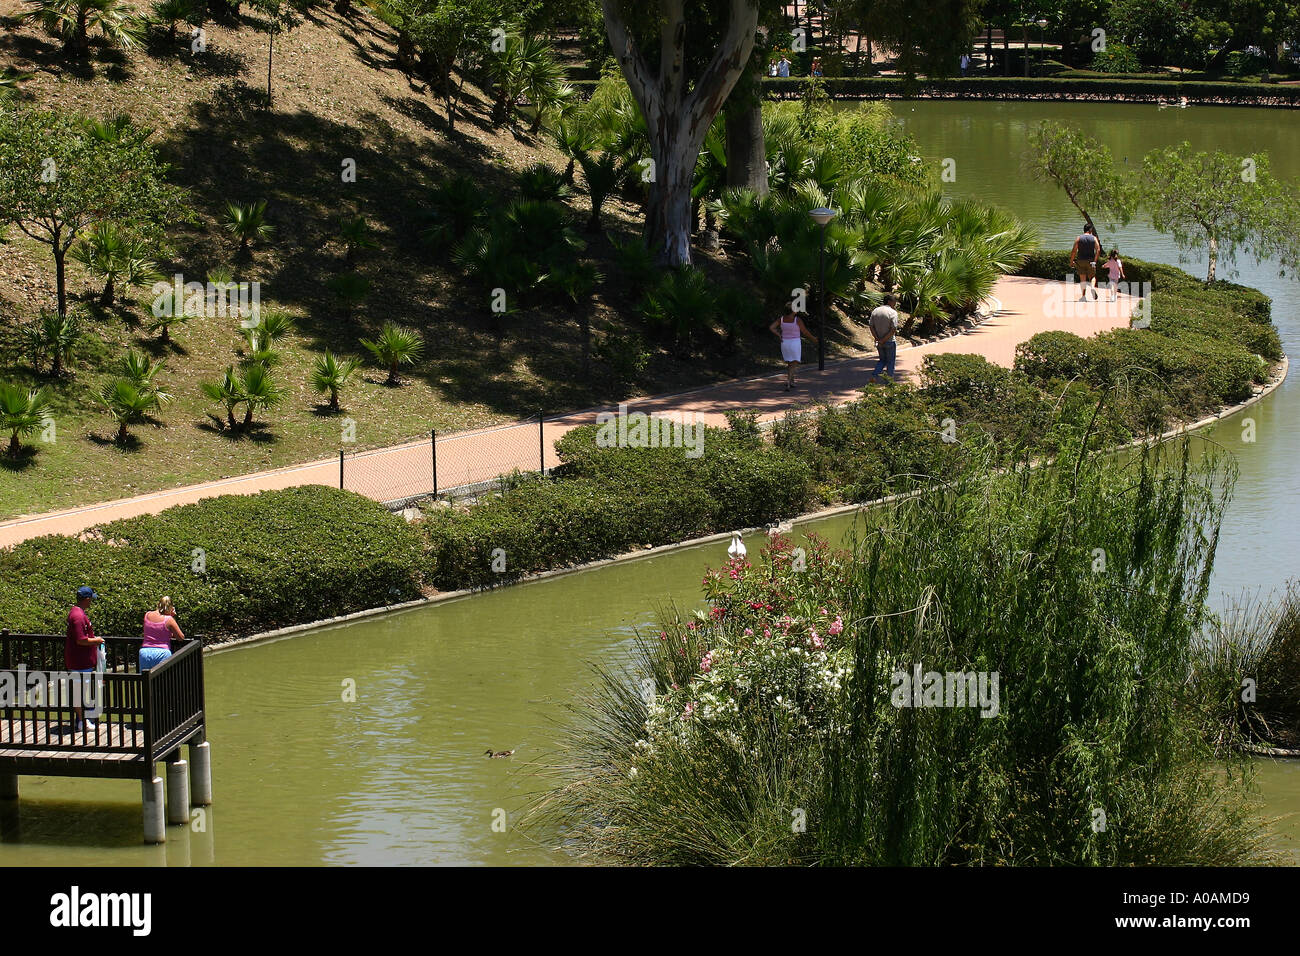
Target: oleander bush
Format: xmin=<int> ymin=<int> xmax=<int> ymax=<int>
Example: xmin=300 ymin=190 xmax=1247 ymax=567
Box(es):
xmin=0 ymin=487 xmax=425 ymax=639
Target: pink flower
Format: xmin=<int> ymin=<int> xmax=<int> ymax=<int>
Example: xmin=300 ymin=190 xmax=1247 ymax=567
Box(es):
xmin=743 ymin=628 xmax=754 ymax=637
xmin=710 ymin=606 xmax=726 ymax=621
xmin=683 ymin=702 xmax=696 ymax=718
xmin=828 ymin=616 xmax=843 ymax=637
xmin=659 ymin=630 xmax=667 ymax=641
xmin=687 ymin=621 xmax=697 ymax=631
xmin=811 ymin=632 xmax=825 ymax=650
xmin=763 ymin=627 xmax=772 ymax=639
xmin=671 ymin=682 xmax=680 ymax=690
xmin=700 ymin=652 xmax=713 ymax=673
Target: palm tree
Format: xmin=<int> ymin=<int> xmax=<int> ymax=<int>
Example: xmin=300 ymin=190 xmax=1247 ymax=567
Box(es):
xmin=96 ymin=377 xmax=164 ymax=443
xmin=577 ymin=151 xmax=626 ymax=234
xmin=488 ymin=33 xmax=565 ymax=131
xmin=147 ymin=289 xmax=191 ymax=345
xmin=546 ymin=261 xmax=603 ymax=376
xmin=325 ymin=273 xmax=371 ymax=318
xmin=419 ymin=175 xmax=486 ymax=252
xmin=241 ymin=306 xmax=295 ymax=363
xmin=0 ymin=383 xmax=53 ymax=457
xmin=150 ymin=0 xmax=196 ymax=40
xmin=239 ymin=363 xmax=283 ymax=429
xmin=224 ymin=200 xmax=274 ymax=255
xmin=309 ymin=351 xmax=360 ymax=412
xmin=21 ymin=310 xmax=81 ymax=376
xmin=200 ymin=367 xmax=245 ymax=432
xmin=336 ymin=215 xmax=376 ymax=266
xmin=23 ymin=0 xmax=143 ymax=57
xmin=640 ymin=267 xmax=718 ymax=355
xmin=80 ymin=113 xmax=152 ymax=146
xmin=119 ymin=350 xmax=169 ymax=396
xmin=70 ymin=223 xmax=162 ymax=306
xmin=360 ymin=322 xmax=425 ymax=386
xmin=517 ymin=163 xmax=572 ymax=203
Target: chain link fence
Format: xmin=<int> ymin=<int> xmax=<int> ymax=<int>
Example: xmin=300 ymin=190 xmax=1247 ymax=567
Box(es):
xmin=338 ymin=413 xmax=556 ymax=507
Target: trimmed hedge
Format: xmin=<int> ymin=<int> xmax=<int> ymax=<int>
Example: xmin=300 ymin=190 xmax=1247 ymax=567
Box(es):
xmin=1013 ymin=253 xmax=1275 ymax=414
xmin=754 ymin=76 xmax=1300 ymax=105
xmin=0 ymin=487 xmax=426 ymax=639
xmin=422 ymin=425 xmax=814 ymax=589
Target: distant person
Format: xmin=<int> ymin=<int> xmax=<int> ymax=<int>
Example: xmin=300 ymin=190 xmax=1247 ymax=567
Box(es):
xmin=770 ymin=303 xmax=817 ymax=391
xmin=65 ymin=585 xmax=104 ymax=732
xmin=1069 ymin=225 xmax=1102 ymax=301
xmin=1104 ymin=249 xmax=1126 ymax=301
xmin=140 ymin=596 xmax=184 ymax=672
xmin=868 ymin=294 xmax=900 ymax=384
xmin=811 ymin=57 xmax=824 ymax=77
xmin=768 ymin=59 xmax=778 ymax=77
xmin=960 ymin=53 xmax=971 ymax=76
xmin=777 ymin=56 xmax=791 ymax=78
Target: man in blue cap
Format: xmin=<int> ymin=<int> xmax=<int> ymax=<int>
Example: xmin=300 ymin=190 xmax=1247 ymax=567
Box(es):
xmin=66 ymin=586 xmax=104 ymax=733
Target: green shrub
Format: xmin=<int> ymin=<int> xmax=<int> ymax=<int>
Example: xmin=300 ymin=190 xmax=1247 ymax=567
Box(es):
xmin=0 ymin=487 xmax=425 ymax=640
xmin=919 ymin=352 xmax=1008 ymax=403
xmin=1091 ymin=42 xmax=1143 ymax=74
xmin=1015 ymin=331 xmax=1116 ymax=384
xmin=427 ymin=425 xmax=814 ymax=589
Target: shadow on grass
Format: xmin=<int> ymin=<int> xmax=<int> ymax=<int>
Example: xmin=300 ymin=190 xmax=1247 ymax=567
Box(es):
xmin=0 ymin=447 xmax=40 ymax=471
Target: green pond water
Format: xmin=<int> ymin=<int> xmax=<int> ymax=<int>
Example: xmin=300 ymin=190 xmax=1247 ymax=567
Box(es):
xmin=3 ymin=100 xmax=1299 ymax=866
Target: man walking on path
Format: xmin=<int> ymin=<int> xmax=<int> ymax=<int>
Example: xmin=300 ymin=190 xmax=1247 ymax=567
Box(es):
xmin=868 ymin=294 xmax=900 ymax=384
xmin=1069 ymin=225 xmax=1102 ymax=301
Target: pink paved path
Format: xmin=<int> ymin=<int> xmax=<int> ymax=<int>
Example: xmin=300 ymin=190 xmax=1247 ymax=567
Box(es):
xmin=0 ymin=277 xmax=1136 ymax=548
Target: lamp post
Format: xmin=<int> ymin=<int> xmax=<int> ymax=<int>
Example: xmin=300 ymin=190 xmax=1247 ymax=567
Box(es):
xmin=1036 ymin=18 xmax=1049 ymax=75
xmin=809 ymin=207 xmax=838 ymax=371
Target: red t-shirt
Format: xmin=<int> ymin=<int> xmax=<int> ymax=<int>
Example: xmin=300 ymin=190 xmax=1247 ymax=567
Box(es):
xmin=65 ymin=605 xmax=97 ymax=670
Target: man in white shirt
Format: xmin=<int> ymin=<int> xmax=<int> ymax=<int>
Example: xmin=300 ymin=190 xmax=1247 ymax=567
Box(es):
xmin=868 ymin=294 xmax=899 ymax=384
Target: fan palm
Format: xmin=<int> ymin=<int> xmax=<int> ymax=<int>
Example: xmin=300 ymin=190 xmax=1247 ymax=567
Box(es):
xmin=150 ymin=0 xmax=197 ymax=40
xmin=488 ymin=33 xmax=565 ymax=132
xmin=70 ymin=223 xmax=161 ymax=306
xmin=24 ymin=0 xmax=144 ymax=57
xmin=0 ymin=383 xmax=53 ymax=457
xmin=577 ymin=151 xmax=626 ymax=233
xmin=309 ymin=351 xmax=361 ymax=412
xmin=640 ymin=267 xmax=718 ymax=354
xmin=336 ymin=215 xmax=376 ymax=265
xmin=360 ymin=322 xmax=425 ymax=386
xmin=420 ymin=175 xmax=485 ymax=252
xmin=118 ymin=350 xmax=170 ymax=397
xmin=21 ymin=310 xmax=81 ymax=376
xmin=517 ymin=163 xmax=572 ymax=202
xmin=224 ymin=200 xmax=274 ymax=255
xmin=239 ymin=363 xmax=283 ymax=429
xmin=147 ymin=289 xmax=191 ymax=345
xmin=80 ymin=113 xmax=152 ymax=145
xmin=325 ymin=273 xmax=371 ymax=318
xmin=96 ymin=377 xmax=164 ymax=443
xmin=200 ymin=367 xmax=245 ymax=432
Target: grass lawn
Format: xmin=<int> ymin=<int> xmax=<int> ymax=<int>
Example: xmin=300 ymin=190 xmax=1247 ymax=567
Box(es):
xmin=0 ymin=3 xmax=884 ymax=519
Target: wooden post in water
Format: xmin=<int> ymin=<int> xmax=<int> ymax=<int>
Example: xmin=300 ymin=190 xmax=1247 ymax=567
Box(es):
xmin=166 ymin=758 xmax=190 ymax=825
xmin=0 ymin=773 xmax=17 ymax=799
xmin=143 ymin=774 xmax=166 ymax=844
xmin=190 ymin=740 xmax=212 ymax=806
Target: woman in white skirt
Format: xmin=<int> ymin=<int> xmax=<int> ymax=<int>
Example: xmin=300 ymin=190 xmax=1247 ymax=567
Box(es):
xmin=769 ymin=304 xmax=818 ymax=391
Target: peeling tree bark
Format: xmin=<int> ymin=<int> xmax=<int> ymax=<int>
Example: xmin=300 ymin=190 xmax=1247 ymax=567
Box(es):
xmin=603 ymin=0 xmax=760 ymax=267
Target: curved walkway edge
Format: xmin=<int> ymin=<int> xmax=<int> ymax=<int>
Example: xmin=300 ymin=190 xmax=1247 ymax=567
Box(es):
xmin=0 ymin=276 xmax=1136 ymax=548
xmin=208 ymin=355 xmax=1288 ymax=656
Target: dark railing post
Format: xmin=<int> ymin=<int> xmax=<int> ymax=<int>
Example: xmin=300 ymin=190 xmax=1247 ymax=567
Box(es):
xmin=339 ymin=449 xmax=344 ymax=490
xmin=538 ymin=412 xmax=545 ymax=476
xmin=431 ymin=428 xmax=438 ymax=498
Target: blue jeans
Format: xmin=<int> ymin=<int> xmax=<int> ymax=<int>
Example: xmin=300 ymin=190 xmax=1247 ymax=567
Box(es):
xmin=139 ymin=646 xmax=172 ymax=672
xmin=871 ymin=340 xmax=897 ymax=382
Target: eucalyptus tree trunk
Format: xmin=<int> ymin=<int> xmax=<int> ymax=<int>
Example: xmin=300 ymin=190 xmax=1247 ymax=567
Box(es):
xmin=603 ymin=0 xmax=760 ymax=267
xmin=725 ymin=47 xmax=768 ymax=196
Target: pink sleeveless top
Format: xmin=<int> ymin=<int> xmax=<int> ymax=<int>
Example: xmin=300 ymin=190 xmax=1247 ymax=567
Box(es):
xmin=142 ymin=617 xmax=172 ymax=650
xmin=781 ymin=317 xmax=800 ymax=339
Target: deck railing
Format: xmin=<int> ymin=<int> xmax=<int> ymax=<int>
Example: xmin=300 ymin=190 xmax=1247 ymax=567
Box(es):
xmin=0 ymin=629 xmax=205 ymax=765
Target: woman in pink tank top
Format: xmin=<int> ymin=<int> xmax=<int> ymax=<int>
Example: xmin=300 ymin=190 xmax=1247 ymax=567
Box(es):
xmin=768 ymin=303 xmax=817 ymax=391
xmin=140 ymin=596 xmax=185 ymax=672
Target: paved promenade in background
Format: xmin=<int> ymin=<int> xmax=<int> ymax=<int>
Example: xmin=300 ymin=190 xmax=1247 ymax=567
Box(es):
xmin=0 ymin=276 xmax=1137 ymax=548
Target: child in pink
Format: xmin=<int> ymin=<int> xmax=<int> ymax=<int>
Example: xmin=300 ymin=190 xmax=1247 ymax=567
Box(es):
xmin=1105 ymin=250 xmax=1125 ymax=302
